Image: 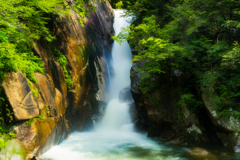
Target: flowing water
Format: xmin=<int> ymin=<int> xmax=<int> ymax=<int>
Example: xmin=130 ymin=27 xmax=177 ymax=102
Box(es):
xmin=40 ymin=10 xmax=240 ymax=160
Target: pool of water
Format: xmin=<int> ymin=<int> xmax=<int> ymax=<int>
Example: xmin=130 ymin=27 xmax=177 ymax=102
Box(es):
xmin=40 ymin=131 xmax=185 ymax=160
xmin=40 ymin=130 xmax=240 ymax=160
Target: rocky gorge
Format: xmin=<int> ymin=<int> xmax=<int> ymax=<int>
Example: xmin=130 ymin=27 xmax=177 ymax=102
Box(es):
xmin=1 ymin=0 xmax=240 ymax=159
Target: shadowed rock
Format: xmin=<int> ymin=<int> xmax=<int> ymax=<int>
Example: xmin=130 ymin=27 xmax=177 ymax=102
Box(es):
xmin=130 ymin=60 xmax=212 ymax=144
xmin=119 ymin=86 xmax=134 ymax=103
xmin=186 ymin=147 xmax=218 ymax=160
xmin=202 ymin=91 xmax=240 ymax=151
xmin=129 ymin=102 xmax=139 ymax=123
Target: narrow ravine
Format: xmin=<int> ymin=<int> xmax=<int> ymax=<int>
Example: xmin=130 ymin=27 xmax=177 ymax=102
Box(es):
xmin=40 ymin=10 xmax=239 ymax=160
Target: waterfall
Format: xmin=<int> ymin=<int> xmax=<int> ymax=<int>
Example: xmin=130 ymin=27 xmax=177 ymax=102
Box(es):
xmin=108 ymin=10 xmax=132 ymax=98
xmin=40 ymin=10 xmax=190 ymax=160
xmin=99 ymin=9 xmax=133 ymax=131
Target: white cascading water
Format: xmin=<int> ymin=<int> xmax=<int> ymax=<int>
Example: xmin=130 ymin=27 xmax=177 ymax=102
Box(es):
xmin=40 ymin=10 xmax=189 ymax=160
xmin=99 ymin=9 xmax=133 ymax=131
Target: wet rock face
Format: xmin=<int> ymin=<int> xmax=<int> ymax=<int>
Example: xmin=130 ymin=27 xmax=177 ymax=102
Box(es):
xmin=2 ymin=71 xmax=39 ymax=121
xmin=119 ymin=86 xmax=134 ymax=103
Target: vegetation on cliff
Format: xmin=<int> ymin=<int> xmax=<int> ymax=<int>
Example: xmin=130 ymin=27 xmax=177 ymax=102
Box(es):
xmin=0 ymin=0 xmax=96 ymax=83
xmin=114 ymin=0 xmax=240 ymax=116
xmin=0 ymin=0 xmax=97 ymax=152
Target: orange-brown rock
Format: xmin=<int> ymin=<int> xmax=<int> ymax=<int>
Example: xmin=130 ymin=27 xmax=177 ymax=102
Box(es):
xmin=34 ymin=73 xmax=56 ymax=109
xmin=186 ymin=147 xmax=218 ymax=160
xmin=34 ymin=73 xmax=67 ymax=117
xmin=2 ymin=71 xmax=39 ymax=121
xmin=15 ymin=116 xmax=69 ymax=159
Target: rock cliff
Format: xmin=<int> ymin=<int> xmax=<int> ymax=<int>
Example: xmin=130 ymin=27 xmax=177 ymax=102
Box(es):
xmin=130 ymin=57 xmax=240 ymax=151
xmin=130 ymin=59 xmax=224 ymax=147
xmin=0 ymin=0 xmax=114 ymax=159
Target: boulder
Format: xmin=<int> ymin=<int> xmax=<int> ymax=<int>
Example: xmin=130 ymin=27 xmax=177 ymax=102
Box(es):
xmin=98 ymin=101 xmax=107 ymax=117
xmin=186 ymin=147 xmax=218 ymax=160
xmin=119 ymin=86 xmax=134 ymax=103
xmin=2 ymin=71 xmax=39 ymax=121
xmin=14 ymin=116 xmax=69 ymax=159
xmin=202 ymin=92 xmax=240 ymax=151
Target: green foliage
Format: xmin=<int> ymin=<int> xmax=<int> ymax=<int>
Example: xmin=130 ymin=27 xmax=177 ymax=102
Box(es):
xmin=0 ymin=140 xmax=26 ymax=160
xmin=115 ymin=1 xmax=123 ymax=9
xmin=109 ymin=0 xmax=137 ymax=9
xmin=147 ymin=94 xmax=159 ymax=105
xmin=70 ymin=0 xmax=98 ymax=26
xmin=25 ymin=118 xmax=35 ymax=127
xmin=178 ymin=94 xmax=203 ymax=115
xmin=45 ymin=105 xmax=50 ymax=114
xmin=31 ymin=89 xmax=38 ymax=98
xmin=38 ymin=114 xmax=46 ymax=120
xmin=222 ymin=41 xmax=240 ymax=68
xmin=0 ymin=41 xmax=44 ymax=83
xmin=116 ymin=0 xmax=240 ymax=115
xmin=0 ymin=139 xmax=5 ymax=150
xmin=0 ymin=0 xmax=97 ymax=84
xmin=200 ymin=71 xmax=219 ymax=94
xmin=25 ymin=114 xmax=46 ymax=126
xmin=8 ymin=133 xmax=16 ymax=139
xmin=0 ymin=90 xmax=14 ymax=135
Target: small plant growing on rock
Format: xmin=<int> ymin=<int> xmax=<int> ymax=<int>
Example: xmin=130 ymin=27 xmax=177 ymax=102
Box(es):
xmin=25 ymin=118 xmax=35 ymax=127
xmin=45 ymin=106 xmax=50 ymax=114
xmin=8 ymin=133 xmax=15 ymax=139
xmin=6 ymin=107 xmax=13 ymax=123
xmin=38 ymin=114 xmax=46 ymax=120
xmin=27 ymin=79 xmax=39 ymax=98
xmin=31 ymin=88 xmax=38 ymax=98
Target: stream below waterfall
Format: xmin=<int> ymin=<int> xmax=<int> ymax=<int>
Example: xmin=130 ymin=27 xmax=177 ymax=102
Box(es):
xmin=40 ymin=10 xmax=240 ymax=160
